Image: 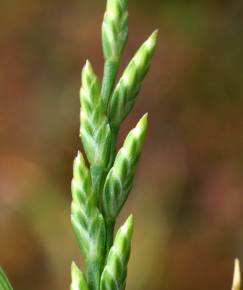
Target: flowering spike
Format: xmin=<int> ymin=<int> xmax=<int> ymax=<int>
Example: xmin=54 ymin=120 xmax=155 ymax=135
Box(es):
xmin=71 ymin=1 xmax=156 ymax=290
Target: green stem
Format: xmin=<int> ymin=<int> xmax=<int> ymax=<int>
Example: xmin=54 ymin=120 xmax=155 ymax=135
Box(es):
xmin=105 ymin=219 xmax=115 ymax=257
xmin=91 ymin=166 xmax=105 ymax=205
xmin=86 ymin=259 xmax=101 ymax=290
xmin=104 ymin=128 xmax=117 ymax=257
xmin=107 ymin=126 xmax=119 ymax=169
xmin=101 ymin=60 xmax=119 ymax=110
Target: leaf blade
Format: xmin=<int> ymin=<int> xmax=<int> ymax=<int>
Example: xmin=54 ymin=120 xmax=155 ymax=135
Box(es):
xmin=0 ymin=268 xmax=13 ymax=290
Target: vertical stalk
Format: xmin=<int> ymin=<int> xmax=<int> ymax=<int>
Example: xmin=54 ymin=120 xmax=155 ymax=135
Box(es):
xmin=90 ymin=127 xmax=118 ymax=207
xmin=101 ymin=60 xmax=119 ymax=110
xmin=107 ymin=127 xmax=118 ymax=168
xmin=105 ymin=219 xmax=115 ymax=256
xmin=96 ymin=127 xmax=118 ymax=256
xmin=90 ymin=166 xmax=105 ymax=205
xmin=86 ymin=259 xmax=102 ymax=290
xmin=103 ymin=127 xmax=118 ymax=256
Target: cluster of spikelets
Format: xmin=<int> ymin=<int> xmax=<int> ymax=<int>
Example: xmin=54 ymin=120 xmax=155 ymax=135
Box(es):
xmin=0 ymin=1 xmax=241 ymax=290
xmin=71 ymin=0 xmax=158 ymax=289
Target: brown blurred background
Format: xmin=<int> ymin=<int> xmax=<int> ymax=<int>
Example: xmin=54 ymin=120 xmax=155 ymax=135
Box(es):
xmin=1 ymin=0 xmax=243 ymax=289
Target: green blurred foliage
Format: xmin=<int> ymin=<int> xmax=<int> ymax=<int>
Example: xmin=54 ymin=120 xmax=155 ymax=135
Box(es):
xmin=0 ymin=0 xmax=243 ymax=289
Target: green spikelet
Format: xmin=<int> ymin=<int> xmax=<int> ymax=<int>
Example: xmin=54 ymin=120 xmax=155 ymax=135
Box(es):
xmin=0 ymin=268 xmax=13 ymax=290
xmin=108 ymin=31 xmax=158 ymax=128
xmin=102 ymin=114 xmax=148 ymax=223
xmin=232 ymin=259 xmax=241 ymax=290
xmin=102 ymin=0 xmax=128 ymax=63
xmin=71 ymin=152 xmax=106 ymax=290
xmin=80 ymin=60 xmax=112 ymax=199
xmin=71 ymin=263 xmax=89 ymax=290
xmin=100 ymin=215 xmax=134 ymax=290
xmin=101 ymin=0 xmax=128 ymax=107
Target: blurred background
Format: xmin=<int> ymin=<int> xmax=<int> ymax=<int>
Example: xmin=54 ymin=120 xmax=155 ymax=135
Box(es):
xmin=1 ymin=0 xmax=243 ymax=289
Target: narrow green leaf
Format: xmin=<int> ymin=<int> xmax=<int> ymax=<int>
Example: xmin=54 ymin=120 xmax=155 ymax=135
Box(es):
xmin=0 ymin=268 xmax=13 ymax=290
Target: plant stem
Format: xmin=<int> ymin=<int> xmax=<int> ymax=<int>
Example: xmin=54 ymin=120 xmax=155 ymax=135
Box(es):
xmin=105 ymin=219 xmax=115 ymax=256
xmin=86 ymin=259 xmax=102 ymax=290
xmin=107 ymin=127 xmax=118 ymax=168
xmin=91 ymin=166 xmax=105 ymax=205
xmin=101 ymin=60 xmax=119 ymax=110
